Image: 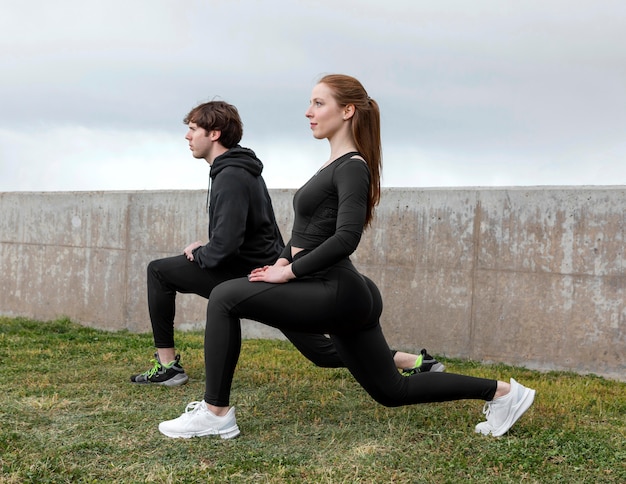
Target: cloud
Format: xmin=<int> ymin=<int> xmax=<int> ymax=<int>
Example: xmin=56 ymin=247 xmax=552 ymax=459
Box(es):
xmin=1 ymin=0 xmax=626 ymax=191
xmin=0 ymin=126 xmax=207 ymax=192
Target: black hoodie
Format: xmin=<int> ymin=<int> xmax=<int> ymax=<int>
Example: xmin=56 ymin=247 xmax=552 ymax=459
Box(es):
xmin=192 ymin=146 xmax=284 ymax=272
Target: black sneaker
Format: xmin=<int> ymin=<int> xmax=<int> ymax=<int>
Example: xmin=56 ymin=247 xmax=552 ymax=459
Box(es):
xmin=130 ymin=353 xmax=189 ymax=386
xmin=401 ymin=349 xmax=445 ymax=376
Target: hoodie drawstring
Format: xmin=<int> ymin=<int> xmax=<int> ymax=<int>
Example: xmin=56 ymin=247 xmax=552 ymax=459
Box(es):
xmin=206 ymin=175 xmax=212 ymax=214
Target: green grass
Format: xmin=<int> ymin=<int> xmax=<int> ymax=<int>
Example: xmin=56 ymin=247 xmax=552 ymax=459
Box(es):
xmin=1 ymin=316 xmax=624 ymax=483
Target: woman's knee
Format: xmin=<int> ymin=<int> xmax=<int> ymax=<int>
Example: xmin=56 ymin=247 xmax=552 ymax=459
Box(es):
xmin=207 ymin=278 xmax=252 ymax=318
xmin=356 ymin=370 xmax=407 ymax=407
xmin=206 ymin=282 xmax=232 ymax=317
xmin=368 ymin=380 xmax=410 ymax=407
xmin=367 ymin=388 xmax=405 ymax=408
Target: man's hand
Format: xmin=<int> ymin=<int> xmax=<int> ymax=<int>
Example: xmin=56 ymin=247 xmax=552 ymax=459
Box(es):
xmin=183 ymin=241 xmax=203 ymax=261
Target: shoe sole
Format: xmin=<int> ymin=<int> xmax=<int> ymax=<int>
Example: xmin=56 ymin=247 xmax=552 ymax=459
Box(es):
xmin=129 ymin=373 xmax=189 ymax=386
xmin=158 ymin=425 xmax=240 ymax=440
xmin=491 ymin=387 xmax=536 ymax=437
xmin=156 ymin=374 xmax=189 ymax=387
xmin=431 ymin=362 xmax=445 ymax=372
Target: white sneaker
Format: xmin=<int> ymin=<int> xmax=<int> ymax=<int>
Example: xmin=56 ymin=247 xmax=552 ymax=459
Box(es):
xmin=474 ymin=378 xmax=535 ymax=437
xmin=159 ymin=401 xmax=240 ymax=439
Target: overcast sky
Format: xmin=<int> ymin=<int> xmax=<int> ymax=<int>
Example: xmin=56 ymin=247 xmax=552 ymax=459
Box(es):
xmin=1 ymin=0 xmax=625 ymax=192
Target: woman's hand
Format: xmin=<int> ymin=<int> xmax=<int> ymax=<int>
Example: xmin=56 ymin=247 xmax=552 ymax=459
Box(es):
xmin=248 ymin=260 xmax=294 ymax=284
xmin=183 ymin=241 xmax=203 ymax=261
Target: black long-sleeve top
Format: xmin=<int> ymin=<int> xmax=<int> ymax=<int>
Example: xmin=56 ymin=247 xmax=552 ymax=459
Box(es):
xmin=280 ymin=152 xmax=370 ymax=277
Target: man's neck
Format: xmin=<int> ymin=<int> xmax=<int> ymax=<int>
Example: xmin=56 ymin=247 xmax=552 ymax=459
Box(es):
xmin=207 ymin=144 xmax=229 ymax=166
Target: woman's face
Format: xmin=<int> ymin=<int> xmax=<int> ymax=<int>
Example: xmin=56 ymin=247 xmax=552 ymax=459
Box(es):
xmin=305 ymin=83 xmax=346 ymax=140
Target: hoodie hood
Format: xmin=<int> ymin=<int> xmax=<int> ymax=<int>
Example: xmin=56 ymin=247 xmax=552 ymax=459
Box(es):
xmin=210 ymin=145 xmax=263 ymax=179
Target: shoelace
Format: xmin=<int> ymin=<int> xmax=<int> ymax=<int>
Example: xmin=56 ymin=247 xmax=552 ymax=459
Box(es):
xmin=481 ymin=401 xmax=496 ymax=420
xmin=184 ymin=401 xmax=205 ymax=414
xmin=482 ymin=397 xmax=506 ymax=423
xmin=143 ymin=358 xmax=162 ymax=378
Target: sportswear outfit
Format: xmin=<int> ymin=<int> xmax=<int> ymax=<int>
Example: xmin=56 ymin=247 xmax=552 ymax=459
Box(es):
xmin=145 ymin=146 xmax=391 ymax=367
xmin=146 ymin=146 xmax=284 ymax=351
xmin=202 ymin=153 xmax=499 ymax=408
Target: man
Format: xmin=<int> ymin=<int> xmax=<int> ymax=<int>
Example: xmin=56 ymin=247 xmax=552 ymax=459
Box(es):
xmin=131 ymin=100 xmax=442 ymax=386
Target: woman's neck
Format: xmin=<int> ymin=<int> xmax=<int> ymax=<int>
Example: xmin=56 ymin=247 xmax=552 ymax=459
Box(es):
xmin=327 ymin=132 xmax=357 ymax=163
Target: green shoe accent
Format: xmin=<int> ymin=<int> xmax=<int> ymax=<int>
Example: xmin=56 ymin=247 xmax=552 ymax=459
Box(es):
xmin=162 ymin=359 xmax=179 ymax=369
xmin=130 ymin=353 xmax=189 ymax=386
xmin=401 ymin=349 xmax=446 ymax=376
xmin=401 ymin=354 xmax=423 ymax=376
xmin=144 ymin=358 xmax=162 ymax=378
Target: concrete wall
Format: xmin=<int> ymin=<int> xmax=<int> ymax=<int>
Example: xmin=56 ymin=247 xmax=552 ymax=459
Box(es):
xmin=1 ymin=188 xmax=624 ymax=381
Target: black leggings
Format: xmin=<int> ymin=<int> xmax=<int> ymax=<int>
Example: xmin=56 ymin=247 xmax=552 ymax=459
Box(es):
xmin=147 ymin=255 xmax=387 ymax=366
xmin=282 ymin=331 xmax=398 ymax=368
xmin=204 ymin=258 xmax=497 ymax=407
xmin=147 ymin=255 xmax=247 ymax=348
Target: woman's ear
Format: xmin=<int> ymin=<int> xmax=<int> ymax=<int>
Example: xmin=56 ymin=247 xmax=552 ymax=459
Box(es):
xmin=343 ymin=104 xmax=355 ymax=120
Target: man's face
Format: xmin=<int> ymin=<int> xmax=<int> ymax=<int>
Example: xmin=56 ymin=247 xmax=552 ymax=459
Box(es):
xmin=185 ymin=122 xmax=214 ymax=161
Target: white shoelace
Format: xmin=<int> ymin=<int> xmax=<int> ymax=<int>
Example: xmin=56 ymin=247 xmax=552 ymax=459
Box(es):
xmin=184 ymin=401 xmax=205 ymax=414
xmin=482 ymin=402 xmax=492 ymax=418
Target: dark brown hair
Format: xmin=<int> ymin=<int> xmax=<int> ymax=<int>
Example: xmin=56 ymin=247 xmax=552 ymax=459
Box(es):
xmin=319 ymin=74 xmax=382 ymax=227
xmin=183 ymin=100 xmax=243 ymax=149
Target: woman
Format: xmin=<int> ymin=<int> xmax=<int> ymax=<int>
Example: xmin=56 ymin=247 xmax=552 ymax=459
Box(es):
xmin=158 ymin=74 xmax=535 ymax=440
